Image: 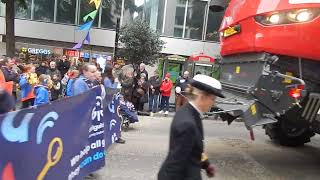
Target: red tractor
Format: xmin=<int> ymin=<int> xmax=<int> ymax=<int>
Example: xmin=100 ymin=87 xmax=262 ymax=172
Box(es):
xmin=210 ymin=0 xmax=320 ymax=146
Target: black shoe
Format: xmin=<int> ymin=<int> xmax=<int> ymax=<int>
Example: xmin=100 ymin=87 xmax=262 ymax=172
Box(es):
xmin=116 ymin=138 xmax=126 ymax=144
xmin=85 ymin=173 xmax=96 ymax=179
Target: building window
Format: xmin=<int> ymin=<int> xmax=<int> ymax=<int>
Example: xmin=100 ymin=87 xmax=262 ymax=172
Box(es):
xmin=144 ymin=0 xmax=166 ymax=32
xmin=101 ymin=0 xmax=120 ymax=29
xmin=206 ymin=10 xmax=224 ymax=41
xmin=34 ymin=0 xmax=55 ymax=22
xmin=172 ymin=0 xmax=206 ymax=40
xmin=0 ymin=2 xmax=5 ymax=17
xmin=56 ymin=0 xmax=77 ymax=24
xmin=121 ymin=0 xmax=142 ymax=26
xmin=80 ymin=0 xmax=99 ymax=27
xmin=15 ymin=0 xmax=32 ymax=19
xmin=185 ymin=0 xmax=206 ymax=40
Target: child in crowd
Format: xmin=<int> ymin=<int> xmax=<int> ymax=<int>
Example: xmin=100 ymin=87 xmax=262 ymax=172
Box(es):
xmin=159 ymin=73 xmax=173 ymax=116
xmin=34 ymin=74 xmax=51 ymax=106
xmin=19 ymin=64 xmax=37 ymax=108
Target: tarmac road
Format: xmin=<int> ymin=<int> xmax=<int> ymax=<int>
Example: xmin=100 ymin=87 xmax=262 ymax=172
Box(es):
xmin=95 ymin=116 xmax=320 ymax=180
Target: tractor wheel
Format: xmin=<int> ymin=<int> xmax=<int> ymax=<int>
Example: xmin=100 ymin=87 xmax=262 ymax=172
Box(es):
xmin=264 ymin=119 xmax=315 ymax=147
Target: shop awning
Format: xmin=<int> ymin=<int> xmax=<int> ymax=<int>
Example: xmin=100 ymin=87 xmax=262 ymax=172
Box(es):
xmin=189 ymin=53 xmax=215 ymax=63
xmin=166 ymin=55 xmax=186 ymax=62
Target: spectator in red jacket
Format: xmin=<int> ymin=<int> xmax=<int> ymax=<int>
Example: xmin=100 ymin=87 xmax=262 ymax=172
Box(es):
xmin=159 ymin=73 xmax=173 ymax=115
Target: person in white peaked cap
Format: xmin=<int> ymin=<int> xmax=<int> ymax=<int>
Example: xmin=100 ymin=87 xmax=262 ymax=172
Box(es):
xmin=158 ymin=74 xmax=224 ymax=180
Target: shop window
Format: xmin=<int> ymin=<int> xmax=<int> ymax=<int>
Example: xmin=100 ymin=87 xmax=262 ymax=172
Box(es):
xmin=101 ymin=0 xmax=120 ymax=29
xmin=56 ymin=0 xmax=77 ymax=24
xmin=80 ymin=0 xmax=98 ymax=27
xmin=15 ymin=0 xmax=32 ymax=19
xmin=206 ymin=10 xmax=224 ymax=42
xmin=185 ymin=0 xmax=206 ymax=40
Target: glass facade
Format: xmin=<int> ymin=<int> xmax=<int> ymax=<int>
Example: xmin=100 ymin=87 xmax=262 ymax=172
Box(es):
xmin=185 ymin=0 xmax=206 ymax=40
xmin=56 ymin=0 xmax=77 ymax=24
xmin=101 ymin=0 xmax=120 ymax=29
xmin=206 ymin=10 xmax=224 ymax=41
xmin=80 ymin=0 xmax=99 ymax=27
xmin=0 ymin=2 xmax=4 ymax=17
xmin=144 ymin=0 xmax=166 ymax=32
xmin=2 ymin=0 xmax=224 ymax=41
xmin=15 ymin=0 xmax=32 ymax=19
xmin=34 ymin=0 xmax=55 ymax=22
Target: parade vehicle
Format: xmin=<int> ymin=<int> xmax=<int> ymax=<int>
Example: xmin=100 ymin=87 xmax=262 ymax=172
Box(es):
xmin=209 ymin=0 xmax=320 ymax=146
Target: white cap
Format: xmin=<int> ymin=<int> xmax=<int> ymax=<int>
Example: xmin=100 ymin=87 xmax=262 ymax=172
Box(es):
xmin=190 ymin=74 xmax=225 ymax=98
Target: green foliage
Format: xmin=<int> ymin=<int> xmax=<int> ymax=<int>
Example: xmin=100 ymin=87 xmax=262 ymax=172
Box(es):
xmin=119 ymin=19 xmax=165 ymax=66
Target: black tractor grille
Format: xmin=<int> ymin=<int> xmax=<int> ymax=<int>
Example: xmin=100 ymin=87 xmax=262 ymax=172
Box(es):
xmin=302 ymin=93 xmax=320 ymax=122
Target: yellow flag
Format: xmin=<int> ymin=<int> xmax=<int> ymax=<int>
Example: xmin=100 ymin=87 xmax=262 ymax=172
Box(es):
xmin=89 ymin=0 xmax=101 ymax=9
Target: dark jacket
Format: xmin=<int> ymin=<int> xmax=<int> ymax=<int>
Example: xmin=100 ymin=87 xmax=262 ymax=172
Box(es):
xmin=148 ymin=75 xmax=161 ymax=95
xmin=158 ymin=103 xmax=204 ymax=180
xmin=121 ymin=77 xmax=134 ymax=101
xmin=0 ymin=89 xmax=15 ymax=114
xmin=57 ymin=60 xmax=70 ymax=77
xmin=50 ymin=80 xmax=62 ymax=101
xmin=176 ymin=77 xmax=190 ymax=92
xmin=46 ymin=68 xmax=61 ymax=79
xmin=137 ymin=69 xmax=148 ymax=80
xmin=0 ymin=66 xmax=19 ymax=83
xmin=36 ymin=65 xmax=48 ymax=76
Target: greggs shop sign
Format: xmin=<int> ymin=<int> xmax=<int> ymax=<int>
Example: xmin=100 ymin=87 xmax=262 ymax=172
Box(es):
xmin=21 ymin=47 xmax=53 ymax=55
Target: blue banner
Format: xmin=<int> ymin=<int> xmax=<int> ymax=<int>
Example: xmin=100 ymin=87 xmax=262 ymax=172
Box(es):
xmin=0 ymin=87 xmax=121 ymax=180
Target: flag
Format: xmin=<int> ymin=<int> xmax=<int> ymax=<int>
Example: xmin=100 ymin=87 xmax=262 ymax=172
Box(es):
xmin=77 ymin=20 xmax=93 ymax=31
xmin=85 ymin=32 xmax=90 ymax=44
xmin=83 ymin=10 xmax=98 ymax=22
xmin=72 ymin=42 xmax=83 ymax=50
xmin=89 ymin=0 xmax=101 ymax=9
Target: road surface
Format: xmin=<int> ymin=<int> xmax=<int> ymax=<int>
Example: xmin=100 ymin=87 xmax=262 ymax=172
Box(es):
xmin=95 ymin=116 xmax=320 ymax=180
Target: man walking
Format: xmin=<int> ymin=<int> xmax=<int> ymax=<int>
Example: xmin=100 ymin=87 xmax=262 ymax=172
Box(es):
xmin=72 ymin=63 xmax=97 ymax=96
xmin=148 ymin=71 xmax=161 ymax=116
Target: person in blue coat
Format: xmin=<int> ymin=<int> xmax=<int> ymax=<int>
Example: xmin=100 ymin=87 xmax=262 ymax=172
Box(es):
xmin=34 ymin=74 xmax=50 ymax=106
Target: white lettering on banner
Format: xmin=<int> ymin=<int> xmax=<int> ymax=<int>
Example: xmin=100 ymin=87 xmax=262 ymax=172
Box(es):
xmin=90 ymin=139 xmax=105 ymax=149
xmin=91 ymin=96 xmax=103 ymax=122
xmin=88 ymin=130 xmax=104 ymax=138
xmin=109 ymin=119 xmax=117 ymax=131
xmin=108 ymin=101 xmax=115 ymax=113
xmin=70 ymin=146 xmax=90 ymax=167
xmin=289 ymin=0 xmax=320 ymax=4
xmin=89 ymin=122 xmax=104 ymax=133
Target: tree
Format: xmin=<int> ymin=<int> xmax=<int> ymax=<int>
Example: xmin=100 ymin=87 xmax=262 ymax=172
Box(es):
xmin=1 ymin=0 xmax=26 ymax=57
xmin=119 ymin=19 xmax=165 ymax=66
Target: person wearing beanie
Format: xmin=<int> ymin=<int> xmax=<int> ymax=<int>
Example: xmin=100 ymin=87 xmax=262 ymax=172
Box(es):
xmin=159 ymin=73 xmax=173 ymax=116
xmin=158 ymin=74 xmax=225 ymax=180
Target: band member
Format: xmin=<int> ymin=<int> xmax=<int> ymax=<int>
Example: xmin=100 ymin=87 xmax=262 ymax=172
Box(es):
xmin=158 ymin=74 xmax=225 ymax=180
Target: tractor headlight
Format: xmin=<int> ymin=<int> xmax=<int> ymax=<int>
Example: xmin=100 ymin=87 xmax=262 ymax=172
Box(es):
xmin=255 ymin=8 xmax=320 ymax=26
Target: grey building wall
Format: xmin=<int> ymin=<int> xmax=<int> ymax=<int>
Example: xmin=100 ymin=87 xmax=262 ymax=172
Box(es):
xmin=0 ymin=16 xmax=221 ymax=57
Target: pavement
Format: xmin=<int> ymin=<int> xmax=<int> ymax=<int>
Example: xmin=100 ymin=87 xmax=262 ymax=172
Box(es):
xmin=94 ymin=116 xmax=320 ymax=180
